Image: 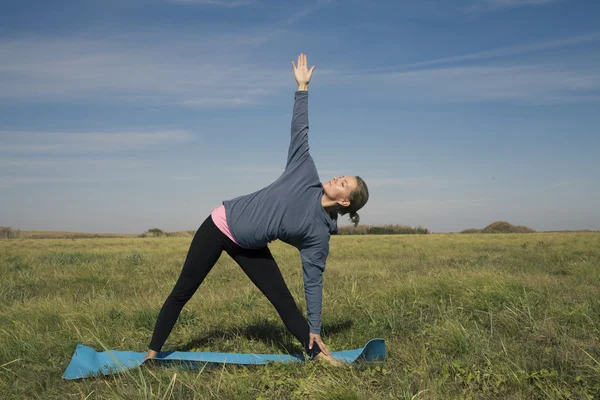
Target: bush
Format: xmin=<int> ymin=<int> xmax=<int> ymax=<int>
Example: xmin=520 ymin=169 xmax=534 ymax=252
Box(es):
xmin=139 ymin=229 xmax=197 ymax=238
xmin=0 ymin=226 xmax=21 ymax=239
xmin=165 ymin=230 xmax=196 ymax=237
xmin=461 ymin=221 xmax=535 ymax=234
xmin=338 ymin=224 xmax=429 ymax=235
xmin=460 ymin=228 xmax=481 ymax=234
xmin=141 ymin=228 xmax=165 ymax=238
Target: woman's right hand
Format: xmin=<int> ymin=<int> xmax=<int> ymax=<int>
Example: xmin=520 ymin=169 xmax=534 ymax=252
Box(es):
xmin=309 ymin=333 xmax=330 ymax=356
xmin=291 ymin=53 xmax=316 ymax=90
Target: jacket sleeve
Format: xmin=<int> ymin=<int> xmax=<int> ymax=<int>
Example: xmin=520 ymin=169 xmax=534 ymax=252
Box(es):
xmin=299 ymin=240 xmax=329 ymax=335
xmin=286 ymin=91 xmax=310 ymax=169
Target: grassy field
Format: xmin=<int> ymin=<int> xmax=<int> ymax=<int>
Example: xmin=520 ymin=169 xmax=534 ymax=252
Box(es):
xmin=1 ymin=232 xmax=599 ymax=399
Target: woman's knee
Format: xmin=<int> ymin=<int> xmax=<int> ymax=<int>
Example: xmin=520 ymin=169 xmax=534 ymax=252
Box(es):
xmin=168 ymin=289 xmax=195 ymax=305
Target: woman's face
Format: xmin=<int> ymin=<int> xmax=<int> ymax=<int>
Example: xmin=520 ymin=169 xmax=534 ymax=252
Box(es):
xmin=323 ymin=175 xmax=358 ymax=206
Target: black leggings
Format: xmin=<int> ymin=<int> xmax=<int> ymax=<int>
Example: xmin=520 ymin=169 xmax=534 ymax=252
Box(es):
xmin=149 ymin=215 xmax=321 ymax=358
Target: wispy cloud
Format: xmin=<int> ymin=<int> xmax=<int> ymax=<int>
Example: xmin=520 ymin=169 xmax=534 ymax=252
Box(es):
xmin=367 ymin=198 xmax=493 ymax=216
xmin=366 ymin=176 xmax=441 ymax=187
xmin=1 ymin=10 xmax=596 ymax=108
xmin=468 ymin=0 xmax=562 ymax=11
xmin=0 ymin=35 xmax=286 ymax=106
xmin=227 ymin=165 xmax=284 ymax=174
xmin=550 ymin=180 xmax=572 ymax=188
xmin=168 ymin=0 xmax=255 ymax=5
xmin=0 ymin=131 xmax=195 ymax=153
xmin=351 ymin=32 xmax=600 ymax=73
xmin=0 ymin=130 xmax=189 ymax=189
xmin=0 ymin=157 xmax=147 ymax=168
xmin=0 ymin=157 xmax=150 ymax=188
xmin=358 ymin=64 xmax=600 ymax=104
xmin=0 ymin=1 xmax=332 ymax=108
xmin=250 ymin=0 xmax=336 ymax=44
xmin=325 ymin=31 xmax=600 ymax=104
xmin=0 ymin=175 xmax=146 ymax=186
xmin=546 ymin=178 xmax=593 ymax=188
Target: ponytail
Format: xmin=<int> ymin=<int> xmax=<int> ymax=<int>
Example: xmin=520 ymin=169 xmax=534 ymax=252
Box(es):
xmin=349 ymin=212 xmax=360 ymax=228
xmin=338 ymin=176 xmax=369 ymax=228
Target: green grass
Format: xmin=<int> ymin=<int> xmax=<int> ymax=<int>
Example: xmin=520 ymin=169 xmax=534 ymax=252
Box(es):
xmin=1 ymin=233 xmax=599 ymax=399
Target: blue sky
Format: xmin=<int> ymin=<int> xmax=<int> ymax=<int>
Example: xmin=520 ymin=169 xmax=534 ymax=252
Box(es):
xmin=1 ymin=0 xmax=599 ymax=233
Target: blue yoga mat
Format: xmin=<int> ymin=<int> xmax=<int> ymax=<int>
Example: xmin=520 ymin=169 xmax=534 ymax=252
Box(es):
xmin=63 ymin=338 xmax=386 ymax=379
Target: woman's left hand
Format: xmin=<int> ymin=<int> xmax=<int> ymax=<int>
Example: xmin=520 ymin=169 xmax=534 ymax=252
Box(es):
xmin=309 ymin=333 xmax=331 ymax=356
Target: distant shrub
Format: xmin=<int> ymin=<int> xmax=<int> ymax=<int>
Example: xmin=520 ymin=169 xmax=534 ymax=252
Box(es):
xmin=338 ymin=224 xmax=429 ymax=235
xmin=165 ymin=230 xmax=196 ymax=237
xmin=461 ymin=221 xmax=535 ymax=234
xmin=139 ymin=229 xmax=195 ymax=238
xmin=19 ymin=231 xmax=133 ymax=239
xmin=0 ymin=226 xmax=21 ymax=239
xmin=460 ymin=228 xmax=481 ymax=234
xmin=141 ymin=228 xmax=165 ymax=238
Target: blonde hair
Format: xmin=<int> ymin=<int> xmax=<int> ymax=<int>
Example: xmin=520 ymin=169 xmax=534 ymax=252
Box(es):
xmin=338 ymin=176 xmax=369 ymax=228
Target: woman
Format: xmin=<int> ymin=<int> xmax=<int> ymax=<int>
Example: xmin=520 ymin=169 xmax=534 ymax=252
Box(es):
xmin=144 ymin=53 xmax=369 ymax=366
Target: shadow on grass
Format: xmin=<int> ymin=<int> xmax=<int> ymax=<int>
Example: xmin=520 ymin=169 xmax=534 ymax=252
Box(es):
xmin=178 ymin=318 xmax=353 ymax=354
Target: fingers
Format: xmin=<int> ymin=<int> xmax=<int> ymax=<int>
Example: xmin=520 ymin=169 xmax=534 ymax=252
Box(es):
xmin=295 ymin=53 xmax=307 ymax=67
xmin=293 ymin=53 xmax=315 ymax=69
xmin=291 ymin=61 xmax=296 ymax=70
xmin=318 ymin=340 xmax=331 ymax=356
xmin=309 ymin=336 xmax=314 ymax=350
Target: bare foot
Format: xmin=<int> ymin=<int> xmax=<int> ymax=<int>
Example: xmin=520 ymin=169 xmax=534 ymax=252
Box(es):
xmin=142 ymin=350 xmax=158 ymax=363
xmin=313 ymin=352 xmax=347 ymax=367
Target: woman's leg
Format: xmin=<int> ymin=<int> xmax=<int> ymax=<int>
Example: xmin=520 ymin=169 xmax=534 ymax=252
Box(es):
xmin=226 ymin=245 xmax=321 ymax=358
xmin=148 ymin=215 xmax=227 ymax=352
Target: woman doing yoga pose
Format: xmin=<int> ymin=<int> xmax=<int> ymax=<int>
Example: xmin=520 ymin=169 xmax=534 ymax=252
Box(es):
xmin=144 ymin=53 xmax=369 ymax=366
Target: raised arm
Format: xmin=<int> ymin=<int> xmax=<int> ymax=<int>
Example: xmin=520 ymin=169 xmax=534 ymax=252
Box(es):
xmin=286 ymin=53 xmax=316 ymax=169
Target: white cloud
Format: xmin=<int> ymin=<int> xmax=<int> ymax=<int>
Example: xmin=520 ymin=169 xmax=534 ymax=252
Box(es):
xmin=0 ymin=131 xmax=195 ymax=153
xmin=1 ymin=23 xmax=597 ymax=108
xmin=366 ymin=176 xmax=440 ymax=187
xmin=359 ymin=64 xmax=600 ymax=104
xmin=0 ymin=176 xmax=144 ymax=185
xmin=364 ymin=198 xmax=493 ymax=221
xmin=494 ymin=0 xmax=557 ymax=4
xmin=0 ymin=0 xmax=333 ymax=107
xmin=180 ymin=96 xmax=264 ymax=107
xmin=351 ymin=32 xmax=600 ymax=73
xmin=330 ymin=31 xmax=600 ymax=104
xmin=550 ymin=180 xmax=571 ymax=188
xmin=229 ymin=165 xmax=284 ymax=174
xmin=547 ymin=178 xmax=592 ymax=188
xmin=0 ymin=0 xmax=337 ymax=107
xmin=168 ymin=0 xmax=255 ymax=5
xmin=0 ymin=35 xmax=286 ymax=106
xmin=0 ymin=158 xmax=147 ymax=168
xmin=468 ymin=0 xmax=562 ymax=11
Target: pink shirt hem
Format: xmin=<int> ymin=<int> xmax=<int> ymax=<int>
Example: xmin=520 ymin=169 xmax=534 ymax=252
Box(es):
xmin=211 ymin=204 xmax=240 ymax=245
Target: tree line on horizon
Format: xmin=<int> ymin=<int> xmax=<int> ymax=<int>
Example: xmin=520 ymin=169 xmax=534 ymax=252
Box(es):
xmin=2 ymin=221 xmax=579 ymax=240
